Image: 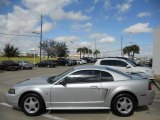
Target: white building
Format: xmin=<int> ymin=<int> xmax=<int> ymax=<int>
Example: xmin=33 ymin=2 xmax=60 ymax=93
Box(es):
xmin=153 ymin=27 xmax=160 ymax=78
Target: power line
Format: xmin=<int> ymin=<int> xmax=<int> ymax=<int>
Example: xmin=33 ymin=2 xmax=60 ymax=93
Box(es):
xmin=0 ymin=32 xmax=39 ymax=37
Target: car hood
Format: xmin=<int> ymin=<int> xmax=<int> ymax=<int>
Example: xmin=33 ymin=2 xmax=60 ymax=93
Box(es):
xmin=132 ymin=66 xmax=152 ymax=72
xmin=14 ymin=76 xmax=50 ymax=87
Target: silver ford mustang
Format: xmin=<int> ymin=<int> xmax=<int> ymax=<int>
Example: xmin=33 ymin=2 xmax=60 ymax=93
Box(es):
xmin=4 ymin=65 xmax=155 ymax=117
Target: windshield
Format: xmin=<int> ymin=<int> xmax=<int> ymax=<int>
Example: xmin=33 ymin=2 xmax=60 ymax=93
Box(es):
xmin=24 ymin=61 xmax=30 ymax=63
xmin=49 ymin=68 xmax=74 ymax=83
xmin=126 ymin=60 xmax=137 ymax=67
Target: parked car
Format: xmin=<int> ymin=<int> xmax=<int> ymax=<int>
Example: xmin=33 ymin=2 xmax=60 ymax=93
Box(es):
xmin=5 ymin=65 xmax=155 ymax=117
xmin=77 ymin=59 xmax=87 ymax=64
xmin=56 ymin=58 xmax=74 ymax=66
xmin=145 ymin=59 xmax=152 ymax=67
xmin=82 ymin=57 xmax=96 ymax=63
xmin=18 ymin=60 xmax=34 ymax=70
xmin=35 ymin=60 xmax=56 ymax=68
xmin=95 ymin=58 xmax=154 ymax=79
xmin=107 ymin=57 xmax=141 ymax=66
xmin=0 ymin=60 xmax=20 ymax=71
xmin=72 ymin=59 xmax=77 ymax=65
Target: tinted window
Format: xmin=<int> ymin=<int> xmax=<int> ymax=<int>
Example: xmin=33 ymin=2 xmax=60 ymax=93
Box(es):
xmin=100 ymin=60 xmax=116 ymax=66
xmin=65 ymin=70 xmax=100 ymax=83
xmin=116 ymin=60 xmax=128 ymax=67
xmin=101 ymin=71 xmax=114 ymax=82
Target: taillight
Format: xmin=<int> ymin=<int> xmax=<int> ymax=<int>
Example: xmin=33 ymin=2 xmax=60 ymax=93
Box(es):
xmin=148 ymin=82 xmax=152 ymax=90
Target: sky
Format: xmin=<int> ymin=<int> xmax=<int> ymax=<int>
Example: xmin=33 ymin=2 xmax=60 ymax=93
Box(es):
xmin=0 ymin=0 xmax=160 ymax=57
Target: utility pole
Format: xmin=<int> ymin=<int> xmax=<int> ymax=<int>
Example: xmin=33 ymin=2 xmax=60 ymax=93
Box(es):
xmin=40 ymin=14 xmax=43 ymax=62
xmin=121 ymin=36 xmax=123 ymax=57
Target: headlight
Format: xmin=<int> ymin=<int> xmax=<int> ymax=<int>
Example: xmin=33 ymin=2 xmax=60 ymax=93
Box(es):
xmin=8 ymin=88 xmax=15 ymax=94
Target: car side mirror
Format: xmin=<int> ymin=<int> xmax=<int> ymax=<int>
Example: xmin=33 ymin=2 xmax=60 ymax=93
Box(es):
xmin=126 ymin=65 xmax=131 ymax=68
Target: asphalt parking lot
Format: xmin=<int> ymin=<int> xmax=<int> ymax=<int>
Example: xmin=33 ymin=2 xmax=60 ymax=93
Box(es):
xmin=0 ymin=66 xmax=160 ymax=120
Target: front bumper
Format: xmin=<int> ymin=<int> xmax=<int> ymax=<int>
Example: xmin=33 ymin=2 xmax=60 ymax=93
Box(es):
xmin=4 ymin=93 xmax=20 ymax=108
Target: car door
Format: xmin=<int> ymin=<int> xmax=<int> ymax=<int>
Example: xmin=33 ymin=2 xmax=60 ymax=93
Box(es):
xmin=100 ymin=71 xmax=114 ymax=106
xmin=51 ymin=70 xmax=103 ymax=107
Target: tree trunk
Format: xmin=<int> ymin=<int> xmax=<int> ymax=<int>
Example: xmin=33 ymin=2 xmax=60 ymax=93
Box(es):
xmin=80 ymin=52 xmax=81 ymax=59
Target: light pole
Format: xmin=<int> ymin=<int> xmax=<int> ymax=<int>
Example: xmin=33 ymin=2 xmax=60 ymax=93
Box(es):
xmin=121 ymin=36 xmax=123 ymax=57
xmin=30 ymin=48 xmax=37 ymax=64
xmin=32 ymin=14 xmax=43 ymax=62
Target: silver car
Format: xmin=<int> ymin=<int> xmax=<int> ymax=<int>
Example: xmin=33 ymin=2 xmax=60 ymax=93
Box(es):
xmin=4 ymin=65 xmax=155 ymax=117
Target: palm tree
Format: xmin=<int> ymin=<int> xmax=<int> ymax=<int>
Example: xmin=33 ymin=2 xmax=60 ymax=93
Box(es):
xmin=3 ymin=43 xmax=19 ymax=59
xmin=93 ymin=49 xmax=100 ymax=58
xmin=130 ymin=44 xmax=140 ymax=58
xmin=82 ymin=47 xmax=88 ymax=58
xmin=77 ymin=47 xmax=83 ymax=59
xmin=88 ymin=49 xmax=92 ymax=57
xmin=123 ymin=46 xmax=131 ymax=57
xmin=123 ymin=44 xmax=140 ymax=59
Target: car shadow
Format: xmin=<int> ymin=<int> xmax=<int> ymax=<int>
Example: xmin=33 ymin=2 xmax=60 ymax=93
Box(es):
xmin=48 ymin=109 xmax=110 ymax=115
xmin=135 ymin=105 xmax=149 ymax=112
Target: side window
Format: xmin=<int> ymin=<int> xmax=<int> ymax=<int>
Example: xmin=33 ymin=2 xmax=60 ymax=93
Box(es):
xmin=100 ymin=60 xmax=116 ymax=66
xmin=65 ymin=70 xmax=100 ymax=83
xmin=101 ymin=71 xmax=114 ymax=82
xmin=116 ymin=60 xmax=128 ymax=67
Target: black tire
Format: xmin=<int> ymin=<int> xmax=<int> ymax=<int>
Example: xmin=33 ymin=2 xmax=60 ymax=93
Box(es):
xmin=65 ymin=63 xmax=68 ymax=66
xmin=20 ymin=93 xmax=45 ymax=116
xmin=111 ymin=93 xmax=136 ymax=117
xmin=4 ymin=67 xmax=8 ymax=71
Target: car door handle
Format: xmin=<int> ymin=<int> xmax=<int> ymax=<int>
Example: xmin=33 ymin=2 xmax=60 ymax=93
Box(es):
xmin=90 ymin=86 xmax=98 ymax=89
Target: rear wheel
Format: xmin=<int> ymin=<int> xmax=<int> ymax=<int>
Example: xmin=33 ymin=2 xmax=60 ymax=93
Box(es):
xmin=111 ymin=93 xmax=135 ymax=117
xmin=20 ymin=93 xmax=45 ymax=116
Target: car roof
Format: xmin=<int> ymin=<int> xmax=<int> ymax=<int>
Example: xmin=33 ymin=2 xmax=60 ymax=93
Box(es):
xmin=73 ymin=65 xmax=130 ymax=78
xmin=97 ymin=57 xmax=126 ymax=61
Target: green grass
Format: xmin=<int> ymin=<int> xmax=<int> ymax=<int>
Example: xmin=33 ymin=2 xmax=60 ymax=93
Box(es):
xmin=0 ymin=57 xmax=56 ymax=63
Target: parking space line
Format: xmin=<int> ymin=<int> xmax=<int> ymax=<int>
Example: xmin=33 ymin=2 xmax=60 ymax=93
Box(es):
xmin=0 ymin=102 xmax=68 ymax=120
xmin=154 ymin=99 xmax=160 ymax=102
xmin=42 ymin=114 xmax=68 ymax=120
xmin=0 ymin=102 xmax=12 ymax=107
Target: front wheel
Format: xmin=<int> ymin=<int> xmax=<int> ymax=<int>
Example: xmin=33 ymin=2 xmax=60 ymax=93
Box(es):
xmin=20 ymin=93 xmax=45 ymax=116
xmin=111 ymin=93 xmax=136 ymax=117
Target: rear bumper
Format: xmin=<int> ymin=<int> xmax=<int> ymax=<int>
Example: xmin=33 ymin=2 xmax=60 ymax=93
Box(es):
xmin=138 ymin=90 xmax=155 ymax=106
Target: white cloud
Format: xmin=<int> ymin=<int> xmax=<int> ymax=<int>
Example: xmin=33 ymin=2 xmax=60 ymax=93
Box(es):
xmin=89 ymin=33 xmax=115 ymax=43
xmin=99 ymin=36 xmax=115 ymax=43
xmin=123 ymin=23 xmax=152 ymax=34
xmin=35 ymin=22 xmax=54 ymax=33
xmin=0 ymin=0 xmax=90 ymax=53
xmin=54 ymin=35 xmax=79 ymax=43
xmin=137 ymin=12 xmax=151 ymax=18
xmin=23 ymin=0 xmax=90 ymax=21
xmin=104 ymin=0 xmax=111 ymax=10
xmin=94 ymin=0 xmax=100 ymax=4
xmin=72 ymin=22 xmax=93 ymax=31
xmin=79 ymin=41 xmax=91 ymax=47
xmin=116 ymin=0 xmax=132 ymax=12
xmin=90 ymin=33 xmax=107 ymax=39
